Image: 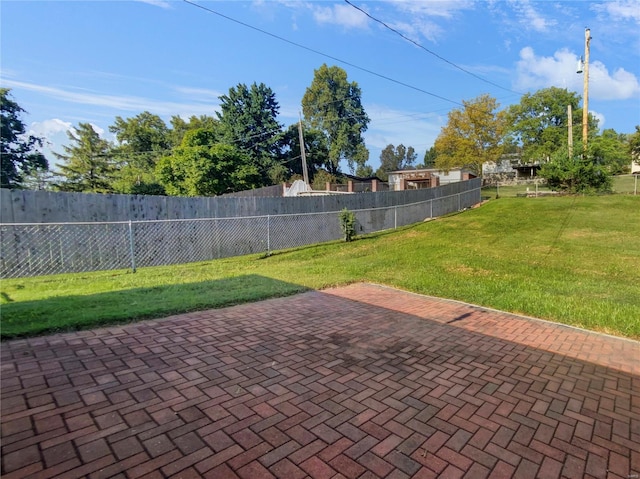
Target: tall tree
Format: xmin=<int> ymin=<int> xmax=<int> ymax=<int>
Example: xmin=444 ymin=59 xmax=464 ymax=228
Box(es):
xmin=170 ymin=114 xmax=220 ymax=147
xmin=376 ymin=144 xmax=416 ymax=181
xmin=1 ymin=88 xmax=48 ymax=189
xmin=302 ymin=64 xmax=370 ymax=174
xmin=54 ymin=123 xmax=114 ymax=193
xmin=278 ymin=123 xmax=330 ymax=181
xmin=506 ymin=87 xmax=597 ymax=163
xmin=421 ymin=146 xmax=437 ymax=168
xmin=590 ymin=128 xmax=632 ymax=175
xmin=156 ymin=128 xmax=260 ymax=196
xmin=217 ymin=82 xmax=283 ymax=186
xmin=109 ymin=112 xmax=171 ymax=194
xmin=434 ymin=94 xmax=506 ymax=177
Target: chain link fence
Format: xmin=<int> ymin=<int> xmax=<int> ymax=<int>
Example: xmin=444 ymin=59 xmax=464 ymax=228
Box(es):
xmin=1 ymin=188 xmax=479 ymax=278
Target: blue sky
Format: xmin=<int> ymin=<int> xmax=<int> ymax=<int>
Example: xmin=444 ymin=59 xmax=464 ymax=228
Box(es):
xmin=2 ymin=0 xmax=639 ymax=172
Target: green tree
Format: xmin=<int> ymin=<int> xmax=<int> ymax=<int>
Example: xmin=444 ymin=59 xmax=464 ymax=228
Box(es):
xmin=170 ymin=114 xmax=221 ymax=147
xmin=1 ymin=88 xmax=48 ymax=189
xmin=311 ymin=168 xmax=337 ymax=191
xmin=421 ymin=146 xmax=437 ymax=168
xmin=156 ymin=128 xmax=260 ymax=196
xmin=590 ymin=129 xmax=631 ymax=175
xmin=355 ymin=164 xmax=374 ymax=177
xmin=278 ymin=123 xmax=330 ymax=181
xmin=108 ymin=112 xmax=171 ymax=194
xmin=506 ymin=87 xmax=598 ymax=163
xmin=54 ymin=123 xmax=114 ymax=193
xmin=217 ymin=82 xmax=283 ymax=186
xmin=302 ymin=64 xmax=370 ymax=174
xmin=434 ymin=94 xmax=506 ymax=177
xmin=375 ymin=144 xmax=416 ymax=181
xmin=628 ymin=126 xmax=640 ymax=162
xmin=540 ymin=144 xmax=611 ymax=193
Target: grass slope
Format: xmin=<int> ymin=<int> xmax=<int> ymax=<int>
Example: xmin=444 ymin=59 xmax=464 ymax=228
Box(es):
xmin=2 ymin=196 xmax=639 ymax=339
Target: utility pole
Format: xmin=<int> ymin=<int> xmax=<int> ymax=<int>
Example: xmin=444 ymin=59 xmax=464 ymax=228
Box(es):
xmin=581 ymin=27 xmax=591 ymax=153
xmin=567 ymin=104 xmax=573 ymax=158
xmin=298 ymin=112 xmax=310 ymax=188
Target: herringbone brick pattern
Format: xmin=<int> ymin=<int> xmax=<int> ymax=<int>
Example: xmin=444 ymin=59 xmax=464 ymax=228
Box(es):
xmin=2 ymin=283 xmax=638 ymax=478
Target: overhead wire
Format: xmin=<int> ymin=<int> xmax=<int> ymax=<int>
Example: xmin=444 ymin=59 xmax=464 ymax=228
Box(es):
xmin=182 ymin=0 xmax=468 ymax=109
xmin=343 ymin=0 xmax=523 ymax=97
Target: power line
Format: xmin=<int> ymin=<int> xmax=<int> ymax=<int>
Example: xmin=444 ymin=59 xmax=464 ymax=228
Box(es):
xmin=344 ymin=0 xmax=523 ymax=96
xmin=182 ymin=0 xmax=465 ymax=109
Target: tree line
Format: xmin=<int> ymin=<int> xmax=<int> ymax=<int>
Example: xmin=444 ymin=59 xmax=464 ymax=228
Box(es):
xmin=427 ymin=88 xmax=639 ymax=193
xmin=2 ymin=66 xmax=639 ymax=196
xmin=1 ymin=64 xmax=371 ymax=195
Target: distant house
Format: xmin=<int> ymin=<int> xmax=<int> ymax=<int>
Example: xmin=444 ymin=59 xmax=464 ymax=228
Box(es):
xmin=632 ymin=159 xmax=640 ymax=174
xmin=387 ymin=168 xmax=476 ymax=191
xmin=483 ymin=153 xmax=541 ymax=181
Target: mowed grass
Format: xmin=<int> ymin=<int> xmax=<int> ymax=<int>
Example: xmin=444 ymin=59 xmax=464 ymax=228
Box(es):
xmin=2 ymin=195 xmax=639 ymax=339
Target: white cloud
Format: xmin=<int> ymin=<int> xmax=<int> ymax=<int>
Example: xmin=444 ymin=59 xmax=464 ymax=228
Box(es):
xmin=591 ymin=110 xmax=606 ymax=129
xmin=174 ymin=87 xmax=223 ymax=100
xmin=136 ymin=0 xmax=173 ymax=9
xmin=312 ymin=4 xmax=370 ymax=29
xmin=2 ymin=79 xmax=221 ymax=116
xmin=515 ymin=47 xmax=640 ymax=100
xmin=384 ymin=0 xmax=473 ymax=19
xmin=592 ymin=0 xmax=640 ymax=24
xmin=386 ymin=19 xmax=443 ymax=43
xmin=29 ymin=118 xmax=72 ymax=138
xmin=508 ymin=0 xmax=556 ymax=32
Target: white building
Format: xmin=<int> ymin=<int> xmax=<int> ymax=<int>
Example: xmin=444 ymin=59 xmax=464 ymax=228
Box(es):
xmin=387 ymin=168 xmax=476 ymax=191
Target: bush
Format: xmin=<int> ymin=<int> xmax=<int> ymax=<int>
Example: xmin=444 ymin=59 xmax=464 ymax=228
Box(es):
xmin=339 ymin=208 xmax=356 ymax=242
xmin=539 ymin=146 xmax=612 ymax=194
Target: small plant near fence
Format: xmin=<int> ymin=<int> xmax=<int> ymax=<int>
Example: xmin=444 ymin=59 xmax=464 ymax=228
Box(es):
xmin=339 ymin=208 xmax=356 ymax=242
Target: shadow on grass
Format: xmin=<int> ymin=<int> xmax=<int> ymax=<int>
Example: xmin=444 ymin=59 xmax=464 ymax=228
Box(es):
xmin=1 ymin=274 xmax=310 ymax=340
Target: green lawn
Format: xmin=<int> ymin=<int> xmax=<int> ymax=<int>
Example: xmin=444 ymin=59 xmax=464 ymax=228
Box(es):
xmin=2 ymin=195 xmax=639 ymax=340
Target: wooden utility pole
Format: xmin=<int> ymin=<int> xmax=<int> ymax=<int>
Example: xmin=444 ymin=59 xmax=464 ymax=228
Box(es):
xmin=567 ymin=104 xmax=573 ymax=158
xmin=582 ymin=28 xmax=591 ymax=153
xmin=298 ymin=113 xmax=310 ymax=187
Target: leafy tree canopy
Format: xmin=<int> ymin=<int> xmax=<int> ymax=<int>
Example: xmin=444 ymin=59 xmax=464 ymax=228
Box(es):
xmin=108 ymin=112 xmax=171 ymax=195
xmin=434 ymin=94 xmax=506 ymax=177
xmin=156 ymin=128 xmax=260 ymax=196
xmin=1 ymin=88 xmax=48 ymax=189
xmin=421 ymin=146 xmax=437 ymax=169
xmin=311 ymin=168 xmax=337 ymax=191
xmin=355 ymin=164 xmax=374 ymax=178
xmin=278 ymin=123 xmax=330 ymax=181
xmin=217 ymin=82 xmax=283 ymax=186
xmin=302 ymin=64 xmax=370 ymax=174
xmin=170 ymin=115 xmax=221 ymax=147
xmin=376 ymin=144 xmax=416 ymax=181
xmin=54 ymin=123 xmax=114 ymax=193
xmin=506 ymin=87 xmax=597 ymax=163
xmin=590 ymin=128 xmax=632 ymax=175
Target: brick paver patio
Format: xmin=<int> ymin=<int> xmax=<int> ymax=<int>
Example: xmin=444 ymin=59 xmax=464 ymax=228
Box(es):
xmin=1 ymin=283 xmax=638 ymax=479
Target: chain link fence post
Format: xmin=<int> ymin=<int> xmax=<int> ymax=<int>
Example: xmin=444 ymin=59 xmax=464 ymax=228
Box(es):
xmin=128 ymin=220 xmax=137 ymax=273
xmin=267 ymin=214 xmax=271 ymax=254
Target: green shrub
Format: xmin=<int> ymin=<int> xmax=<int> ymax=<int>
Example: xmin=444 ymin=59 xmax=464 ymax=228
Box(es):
xmin=339 ymin=208 xmax=356 ymax=242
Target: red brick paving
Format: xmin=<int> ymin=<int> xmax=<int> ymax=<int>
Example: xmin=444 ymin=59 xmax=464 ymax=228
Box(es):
xmin=2 ymin=283 xmax=638 ymax=478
